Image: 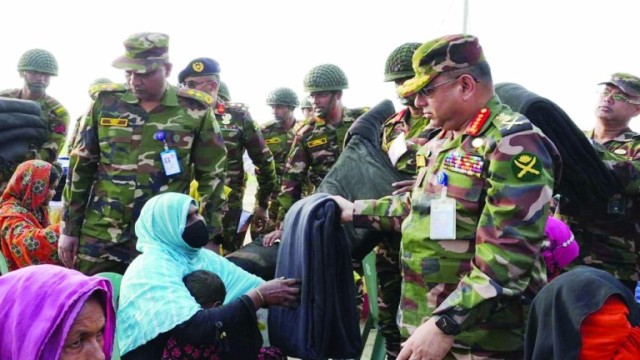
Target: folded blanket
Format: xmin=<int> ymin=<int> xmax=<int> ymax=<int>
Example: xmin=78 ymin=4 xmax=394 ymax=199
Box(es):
xmin=269 ymin=193 xmax=361 ymax=359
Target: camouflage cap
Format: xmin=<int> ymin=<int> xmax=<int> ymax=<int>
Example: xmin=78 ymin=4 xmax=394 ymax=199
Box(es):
xmin=599 ymin=72 xmax=640 ymax=98
xmin=112 ymin=32 xmax=169 ymax=73
xmin=397 ymin=34 xmax=485 ymax=98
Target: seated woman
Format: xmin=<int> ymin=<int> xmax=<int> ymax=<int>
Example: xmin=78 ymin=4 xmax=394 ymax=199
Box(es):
xmin=118 ymin=193 xmax=300 ymax=359
xmin=525 ymin=266 xmax=640 ymax=359
xmin=0 ymin=264 xmax=116 ymax=359
xmin=0 ymin=160 xmax=61 ymax=271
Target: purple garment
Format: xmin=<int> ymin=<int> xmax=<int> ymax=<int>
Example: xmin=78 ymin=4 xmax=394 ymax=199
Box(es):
xmin=542 ymin=217 xmax=579 ymax=275
xmin=0 ymin=264 xmax=115 ymax=359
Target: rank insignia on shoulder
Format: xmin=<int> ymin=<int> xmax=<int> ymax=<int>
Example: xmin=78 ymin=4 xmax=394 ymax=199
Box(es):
xmin=99 ymin=118 xmax=128 ymax=127
xmin=307 ymin=137 xmax=328 ymax=148
xmin=511 ymin=152 xmax=542 ymax=181
xmin=465 ymin=107 xmax=490 ymax=136
xmin=416 ymin=154 xmax=426 ymax=168
xmin=265 ymin=137 xmax=280 ymax=145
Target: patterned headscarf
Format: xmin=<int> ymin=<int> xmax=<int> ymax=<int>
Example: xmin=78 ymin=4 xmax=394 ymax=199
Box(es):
xmin=1 ymin=160 xmax=55 ymax=226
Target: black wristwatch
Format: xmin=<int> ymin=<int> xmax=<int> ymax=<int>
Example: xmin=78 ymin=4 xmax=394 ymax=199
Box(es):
xmin=434 ymin=314 xmax=461 ymax=335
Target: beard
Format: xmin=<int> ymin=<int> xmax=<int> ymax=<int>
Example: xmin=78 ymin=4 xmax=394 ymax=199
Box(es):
xmin=27 ymin=83 xmax=46 ymax=96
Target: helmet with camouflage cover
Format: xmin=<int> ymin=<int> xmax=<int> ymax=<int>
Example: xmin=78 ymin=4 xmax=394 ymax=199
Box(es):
xmin=17 ymin=49 xmax=59 ymax=76
xmin=266 ymin=87 xmax=299 ymax=107
xmin=218 ymin=81 xmax=231 ymax=102
xmin=384 ymin=42 xmax=421 ymax=82
xmin=303 ymin=64 xmax=348 ymax=92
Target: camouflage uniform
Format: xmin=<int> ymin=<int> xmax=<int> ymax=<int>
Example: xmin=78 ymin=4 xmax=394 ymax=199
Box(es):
xmin=564 ymin=130 xmax=640 ymax=288
xmin=216 ymin=101 xmax=276 ymax=251
xmin=352 ymin=35 xmax=560 ymax=358
xmin=62 ymin=33 xmax=227 ymax=273
xmin=261 ymin=120 xmax=296 ymax=229
xmin=371 ymin=42 xmax=435 ymax=358
xmin=0 ymin=89 xmax=68 ymax=164
xmin=276 ymin=63 xmax=365 ymax=223
xmin=276 ymin=108 xmax=364 ymax=223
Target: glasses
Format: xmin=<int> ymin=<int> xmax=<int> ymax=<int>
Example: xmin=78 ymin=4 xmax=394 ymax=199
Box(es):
xmin=417 ymin=78 xmax=458 ymax=97
xmin=600 ymin=89 xmax=640 ymax=105
xmin=185 ymin=80 xmax=219 ymax=90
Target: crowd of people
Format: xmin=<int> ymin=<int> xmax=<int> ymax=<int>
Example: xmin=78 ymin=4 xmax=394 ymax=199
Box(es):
xmin=0 ymin=30 xmax=640 ymax=360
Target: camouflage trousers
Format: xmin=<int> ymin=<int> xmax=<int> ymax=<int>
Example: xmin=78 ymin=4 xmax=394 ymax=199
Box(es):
xmin=76 ymin=235 xmax=136 ymax=275
xmin=374 ymin=238 xmax=402 ymax=359
xmin=445 ymin=346 xmax=523 ymax=359
xmin=222 ymin=193 xmax=245 ymax=252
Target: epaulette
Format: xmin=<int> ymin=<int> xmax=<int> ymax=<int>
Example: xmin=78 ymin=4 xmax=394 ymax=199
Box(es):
xmin=90 ymin=83 xmax=126 ymax=97
xmin=494 ymin=113 xmax=533 ymax=137
xmin=177 ymin=87 xmax=215 ymax=106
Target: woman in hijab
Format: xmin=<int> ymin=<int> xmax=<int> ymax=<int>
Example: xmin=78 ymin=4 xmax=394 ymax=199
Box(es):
xmin=0 ymin=264 xmax=116 ymax=359
xmin=118 ymin=193 xmax=300 ymax=359
xmin=0 ymin=159 xmax=61 ymax=271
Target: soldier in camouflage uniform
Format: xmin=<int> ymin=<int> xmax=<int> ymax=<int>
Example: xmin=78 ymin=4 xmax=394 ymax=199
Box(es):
xmin=179 ymin=60 xmax=276 ymax=252
xmin=333 ymin=34 xmax=561 ymax=359
xmin=263 ymin=64 xmax=366 ymax=244
xmin=260 ymin=87 xmax=300 ymax=233
xmin=563 ymin=72 xmax=640 ymax=292
xmin=369 ymin=42 xmax=439 ymax=359
xmin=0 ymin=49 xmax=69 ymax=191
xmin=58 ymin=33 xmax=227 ymax=275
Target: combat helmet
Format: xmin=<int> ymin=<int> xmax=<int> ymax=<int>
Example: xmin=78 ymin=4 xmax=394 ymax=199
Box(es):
xmin=384 ymin=42 xmax=421 ymax=82
xmin=303 ymin=64 xmax=348 ymax=92
xmin=300 ymin=97 xmax=312 ymax=109
xmin=218 ymin=81 xmax=231 ymax=102
xmin=17 ymin=49 xmax=59 ymax=76
xmin=266 ymin=87 xmax=299 ymax=107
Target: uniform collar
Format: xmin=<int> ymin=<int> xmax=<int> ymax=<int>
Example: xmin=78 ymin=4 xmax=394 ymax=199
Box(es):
xmin=587 ymin=128 xmax=639 ymax=143
xmin=122 ymin=84 xmax=179 ymax=106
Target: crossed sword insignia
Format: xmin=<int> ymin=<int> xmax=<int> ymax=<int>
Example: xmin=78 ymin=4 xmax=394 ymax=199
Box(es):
xmin=515 ymin=156 xmax=540 ymax=178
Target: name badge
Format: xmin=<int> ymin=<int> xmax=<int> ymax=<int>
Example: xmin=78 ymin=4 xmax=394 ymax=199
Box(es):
xmin=430 ymin=196 xmax=456 ymax=240
xmin=265 ymin=137 xmax=280 ymax=145
xmin=307 ymin=137 xmax=327 ymax=148
xmin=99 ymin=118 xmax=128 ymax=127
xmin=160 ymin=149 xmax=181 ymax=176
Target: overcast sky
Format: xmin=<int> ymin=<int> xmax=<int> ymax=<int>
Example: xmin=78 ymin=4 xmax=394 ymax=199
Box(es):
xmin=2 ymin=0 xmax=639 ymax=137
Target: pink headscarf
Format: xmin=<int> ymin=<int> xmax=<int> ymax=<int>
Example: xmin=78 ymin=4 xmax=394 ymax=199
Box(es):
xmin=542 ymin=217 xmax=579 ymax=278
xmin=0 ymin=264 xmax=115 ymax=359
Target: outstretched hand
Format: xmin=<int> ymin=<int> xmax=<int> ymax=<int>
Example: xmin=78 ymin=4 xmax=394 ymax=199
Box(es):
xmin=256 ymin=278 xmax=301 ymax=308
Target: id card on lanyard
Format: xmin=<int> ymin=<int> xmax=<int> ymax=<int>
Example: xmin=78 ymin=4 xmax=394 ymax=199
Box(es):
xmin=155 ymin=130 xmax=182 ymax=176
xmin=430 ymin=172 xmax=456 ymax=240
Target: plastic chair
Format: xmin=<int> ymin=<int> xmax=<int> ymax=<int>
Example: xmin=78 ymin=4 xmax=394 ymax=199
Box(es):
xmin=0 ymin=252 xmax=9 ymax=275
xmin=97 ymin=272 xmax=123 ymax=360
xmin=359 ymin=251 xmax=386 ymax=360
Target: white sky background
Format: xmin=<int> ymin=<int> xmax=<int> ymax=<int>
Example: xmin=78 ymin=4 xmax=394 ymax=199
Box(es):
xmin=1 ymin=0 xmax=639 ymax=139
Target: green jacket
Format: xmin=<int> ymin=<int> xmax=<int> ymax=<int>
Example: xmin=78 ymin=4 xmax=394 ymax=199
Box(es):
xmin=63 ymin=85 xmax=227 ymax=254
xmin=353 ymin=97 xmax=560 ymax=353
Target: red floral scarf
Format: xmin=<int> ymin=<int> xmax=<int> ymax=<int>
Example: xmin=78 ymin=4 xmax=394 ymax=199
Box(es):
xmin=0 ymin=160 xmax=60 ymax=271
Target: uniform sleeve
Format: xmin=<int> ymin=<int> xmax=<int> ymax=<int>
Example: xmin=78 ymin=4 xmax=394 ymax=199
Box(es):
xmin=193 ymin=109 xmax=227 ymax=238
xmin=597 ymin=148 xmax=640 ymax=195
xmin=243 ymin=118 xmax=276 ymax=209
xmin=433 ymin=132 xmax=556 ymax=331
xmin=62 ymin=103 xmax=100 ymax=237
xmin=40 ymin=102 xmax=69 ymax=162
xmin=352 ymin=193 xmax=411 ymax=232
xmin=276 ymin=133 xmax=309 ymax=223
xmin=1 ymin=216 xmax=60 ymax=269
